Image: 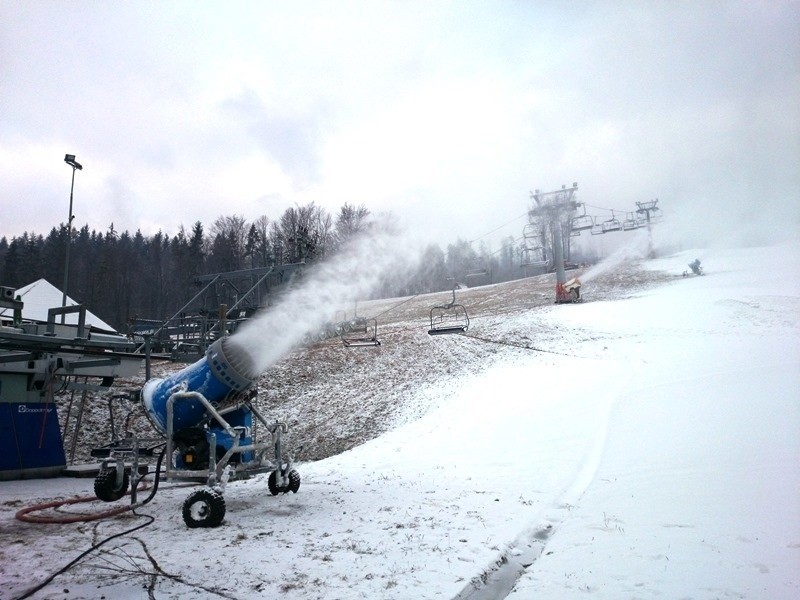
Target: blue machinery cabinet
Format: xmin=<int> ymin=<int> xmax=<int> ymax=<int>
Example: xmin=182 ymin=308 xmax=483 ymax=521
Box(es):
xmin=0 ymin=375 xmax=66 ymax=480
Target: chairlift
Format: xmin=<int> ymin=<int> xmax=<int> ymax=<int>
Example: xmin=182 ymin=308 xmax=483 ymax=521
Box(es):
xmin=342 ymin=317 xmax=381 ymax=347
xmin=428 ymin=287 xmax=469 ymax=336
xmin=570 ymin=205 xmax=594 ymax=233
xmin=520 ymin=245 xmax=547 ymax=268
xmin=622 ymin=212 xmax=637 ymax=231
xmin=590 ymin=222 xmax=605 ymax=235
xmin=601 ymin=211 xmax=622 ymax=233
xmin=335 ymin=307 xmax=368 ymax=335
xmin=650 ymin=208 xmax=664 ymax=224
xmin=464 ymin=258 xmax=489 ymax=284
xmin=520 ymin=223 xmax=547 ymax=267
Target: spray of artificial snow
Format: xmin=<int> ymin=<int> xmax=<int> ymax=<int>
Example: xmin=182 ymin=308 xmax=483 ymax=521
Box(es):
xmin=228 ymin=224 xmax=420 ymax=376
xmin=579 ymin=228 xmax=651 ymax=283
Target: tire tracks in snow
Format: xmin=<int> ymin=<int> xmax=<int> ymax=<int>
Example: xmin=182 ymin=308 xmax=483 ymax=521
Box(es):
xmin=452 ymin=358 xmax=637 ymax=600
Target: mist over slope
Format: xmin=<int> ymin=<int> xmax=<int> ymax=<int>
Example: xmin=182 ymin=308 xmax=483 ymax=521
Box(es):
xmin=2 ymin=239 xmax=797 ymax=600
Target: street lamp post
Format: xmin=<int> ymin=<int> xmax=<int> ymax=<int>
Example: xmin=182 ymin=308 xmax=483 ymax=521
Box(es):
xmin=62 ymin=154 xmax=83 ymax=322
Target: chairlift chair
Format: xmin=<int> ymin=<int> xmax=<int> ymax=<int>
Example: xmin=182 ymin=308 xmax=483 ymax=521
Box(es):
xmin=570 ymin=206 xmax=594 ymax=233
xmin=520 ymin=245 xmax=547 ymax=268
xmin=622 ymin=213 xmax=637 ymax=231
xmin=342 ymin=317 xmax=381 ymax=347
xmin=522 ymin=222 xmax=540 ymax=240
xmin=428 ymin=288 xmax=470 ymax=335
xmin=601 ymin=211 xmax=622 ymax=233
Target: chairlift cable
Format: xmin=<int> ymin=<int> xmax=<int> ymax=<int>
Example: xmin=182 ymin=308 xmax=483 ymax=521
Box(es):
xmin=369 ymin=293 xmax=423 ymax=320
xmin=583 ymin=202 xmax=633 ymax=214
xmin=462 ymin=332 xmax=597 ymax=360
xmin=468 ymin=212 xmax=528 ymax=245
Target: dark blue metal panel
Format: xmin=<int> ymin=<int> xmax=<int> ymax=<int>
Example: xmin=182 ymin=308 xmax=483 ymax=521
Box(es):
xmin=10 ymin=403 xmax=66 ymax=470
xmin=0 ymin=403 xmax=22 ymax=473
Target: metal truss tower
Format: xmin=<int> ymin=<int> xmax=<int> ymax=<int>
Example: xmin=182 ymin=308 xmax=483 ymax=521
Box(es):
xmin=635 ymin=199 xmax=660 ymax=258
xmin=530 ymin=183 xmax=579 ymax=303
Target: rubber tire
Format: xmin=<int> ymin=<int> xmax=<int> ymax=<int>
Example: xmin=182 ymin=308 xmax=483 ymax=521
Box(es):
xmin=182 ymin=489 xmax=226 ymax=528
xmin=268 ymin=470 xmax=285 ymax=495
xmin=287 ymin=469 xmax=301 ymax=493
xmin=94 ymin=468 xmax=130 ymax=502
xmin=570 ymin=288 xmax=579 ymax=303
xmin=268 ymin=469 xmax=301 ymax=495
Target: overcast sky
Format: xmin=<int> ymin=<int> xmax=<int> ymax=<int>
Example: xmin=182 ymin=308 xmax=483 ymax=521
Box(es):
xmin=1 ymin=1 xmax=798 ymax=251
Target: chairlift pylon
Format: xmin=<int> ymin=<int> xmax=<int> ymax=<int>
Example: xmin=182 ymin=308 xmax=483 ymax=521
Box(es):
xmin=428 ymin=287 xmax=469 ymax=336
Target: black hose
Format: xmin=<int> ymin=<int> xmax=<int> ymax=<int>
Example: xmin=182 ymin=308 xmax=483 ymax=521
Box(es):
xmin=12 ymin=446 xmax=168 ymax=600
xmin=12 ymin=512 xmax=156 ymax=600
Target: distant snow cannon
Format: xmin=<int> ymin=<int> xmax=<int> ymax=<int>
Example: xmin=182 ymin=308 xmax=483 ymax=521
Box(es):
xmin=684 ymin=259 xmax=703 ymax=277
xmin=95 ymin=336 xmax=300 ymax=528
xmin=557 ymin=277 xmax=582 ymax=304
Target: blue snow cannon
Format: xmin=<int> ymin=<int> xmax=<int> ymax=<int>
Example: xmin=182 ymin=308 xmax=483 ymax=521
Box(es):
xmin=142 ymin=336 xmax=256 ymax=430
xmin=115 ymin=336 xmax=301 ymax=527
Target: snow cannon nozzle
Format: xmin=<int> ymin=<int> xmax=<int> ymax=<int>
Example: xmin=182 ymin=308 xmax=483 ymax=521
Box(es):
xmin=142 ymin=336 xmax=260 ymax=435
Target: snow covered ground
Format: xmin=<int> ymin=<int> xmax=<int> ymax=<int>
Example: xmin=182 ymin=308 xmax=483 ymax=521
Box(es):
xmin=1 ymin=241 xmax=798 ymax=599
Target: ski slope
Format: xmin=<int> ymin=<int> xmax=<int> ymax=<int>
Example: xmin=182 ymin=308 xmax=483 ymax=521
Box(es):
xmin=1 ymin=241 xmax=798 ymax=599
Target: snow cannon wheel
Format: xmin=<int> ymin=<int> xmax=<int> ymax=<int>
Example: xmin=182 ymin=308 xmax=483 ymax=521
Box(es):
xmin=268 ymin=468 xmax=301 ymax=495
xmin=182 ymin=489 xmax=226 ymax=528
xmin=570 ymin=288 xmax=580 ymax=303
xmin=288 ymin=469 xmax=301 ymax=493
xmin=94 ymin=468 xmax=130 ymax=502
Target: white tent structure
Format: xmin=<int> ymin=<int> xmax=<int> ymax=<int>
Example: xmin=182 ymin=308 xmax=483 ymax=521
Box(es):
xmin=0 ymin=278 xmax=117 ymax=333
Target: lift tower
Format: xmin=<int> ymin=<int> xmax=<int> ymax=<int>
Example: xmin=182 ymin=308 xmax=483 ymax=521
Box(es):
xmin=530 ymin=183 xmax=579 ymax=303
xmin=635 ymin=199 xmax=660 ymax=258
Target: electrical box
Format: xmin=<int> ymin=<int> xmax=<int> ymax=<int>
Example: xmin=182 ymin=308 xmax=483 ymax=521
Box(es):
xmin=0 ymin=374 xmax=66 ymax=480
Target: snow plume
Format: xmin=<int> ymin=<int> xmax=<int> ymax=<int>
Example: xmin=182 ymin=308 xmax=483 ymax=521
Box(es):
xmin=579 ymin=228 xmax=651 ymax=283
xmin=228 ymin=224 xmax=420 ymax=376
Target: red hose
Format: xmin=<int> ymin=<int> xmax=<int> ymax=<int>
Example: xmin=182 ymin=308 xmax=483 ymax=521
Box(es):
xmin=15 ymin=482 xmax=151 ymax=524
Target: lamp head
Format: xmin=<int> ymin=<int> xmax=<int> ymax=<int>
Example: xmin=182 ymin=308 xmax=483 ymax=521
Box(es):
xmin=64 ymin=154 xmax=83 ymax=170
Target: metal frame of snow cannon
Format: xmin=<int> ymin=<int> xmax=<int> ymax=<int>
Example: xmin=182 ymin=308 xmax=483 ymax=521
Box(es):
xmin=341 ymin=316 xmax=381 ymax=347
xmin=92 ymin=434 xmax=166 ymax=504
xmin=428 ymin=287 xmax=470 ymax=335
xmin=163 ymin=387 xmax=300 ymax=526
xmin=89 ymin=337 xmax=302 ymax=527
xmin=92 ymin=387 xmax=300 ymax=527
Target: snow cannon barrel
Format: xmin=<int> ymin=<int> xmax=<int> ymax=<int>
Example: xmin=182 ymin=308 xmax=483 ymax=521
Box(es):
xmin=142 ymin=337 xmax=259 ymax=435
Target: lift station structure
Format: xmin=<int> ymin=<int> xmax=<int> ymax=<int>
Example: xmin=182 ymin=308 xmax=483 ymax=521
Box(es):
xmin=133 ymin=262 xmax=305 ymax=359
xmin=0 ymin=288 xmax=141 ymax=480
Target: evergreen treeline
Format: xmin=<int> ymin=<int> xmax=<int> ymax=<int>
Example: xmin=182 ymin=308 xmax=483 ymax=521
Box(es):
xmin=0 ymin=202 xmax=527 ymax=331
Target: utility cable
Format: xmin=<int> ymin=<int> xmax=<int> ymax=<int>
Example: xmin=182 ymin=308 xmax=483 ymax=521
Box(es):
xmin=12 ymin=447 xmax=169 ymax=600
xmin=12 ymin=511 xmax=157 ymax=600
